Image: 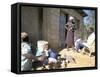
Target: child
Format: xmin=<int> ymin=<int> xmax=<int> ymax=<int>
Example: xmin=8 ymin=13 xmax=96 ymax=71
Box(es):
xmin=74 ymin=38 xmax=84 ymax=52
xmin=43 ymin=44 xmax=58 ymax=63
xmin=42 ymin=44 xmax=61 ymax=69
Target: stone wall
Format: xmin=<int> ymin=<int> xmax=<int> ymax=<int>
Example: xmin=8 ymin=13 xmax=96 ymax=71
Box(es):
xmin=21 ymin=6 xmax=41 ymax=44
xmin=42 ymin=8 xmax=60 ymax=49
xmin=21 ymin=6 xmax=85 ymax=51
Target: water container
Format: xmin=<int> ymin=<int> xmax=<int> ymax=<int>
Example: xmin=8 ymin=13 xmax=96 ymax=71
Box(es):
xmin=36 ymin=40 xmax=48 ymax=56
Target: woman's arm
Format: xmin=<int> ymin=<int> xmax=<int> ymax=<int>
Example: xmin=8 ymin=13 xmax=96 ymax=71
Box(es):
xmin=23 ymin=53 xmax=47 ymax=62
xmin=65 ymin=24 xmax=68 ymax=30
xmin=23 ymin=53 xmax=36 ymax=60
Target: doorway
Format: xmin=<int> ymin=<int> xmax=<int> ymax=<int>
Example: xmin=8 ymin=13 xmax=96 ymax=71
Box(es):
xmin=59 ymin=12 xmax=68 ymax=48
xmin=65 ymin=14 xmax=68 ymax=40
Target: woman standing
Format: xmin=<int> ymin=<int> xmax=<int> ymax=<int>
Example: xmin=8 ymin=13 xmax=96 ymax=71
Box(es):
xmin=65 ymin=16 xmax=76 ymax=50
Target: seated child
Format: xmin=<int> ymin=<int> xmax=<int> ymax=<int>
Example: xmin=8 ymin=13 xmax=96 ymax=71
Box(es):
xmin=35 ymin=41 xmax=60 ymax=69
xmin=74 ymin=38 xmax=84 ymax=52
xmin=74 ymin=27 xmax=95 ymax=53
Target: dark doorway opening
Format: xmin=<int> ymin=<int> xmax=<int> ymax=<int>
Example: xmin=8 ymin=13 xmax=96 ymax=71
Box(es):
xmin=65 ymin=14 xmax=69 ymax=47
xmin=59 ymin=12 xmax=69 ymax=48
xmin=65 ymin=14 xmax=69 ymax=39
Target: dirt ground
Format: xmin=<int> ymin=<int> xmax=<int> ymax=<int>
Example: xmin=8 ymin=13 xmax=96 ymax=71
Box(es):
xmin=59 ymin=48 xmax=95 ymax=68
xmin=36 ymin=48 xmax=95 ymax=70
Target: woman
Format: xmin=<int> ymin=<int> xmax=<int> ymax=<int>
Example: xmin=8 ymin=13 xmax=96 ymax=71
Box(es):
xmin=74 ymin=27 xmax=95 ymax=52
xmin=65 ymin=16 xmax=75 ymax=50
xmin=21 ymin=32 xmax=34 ymax=71
xmin=21 ymin=32 xmax=47 ymax=70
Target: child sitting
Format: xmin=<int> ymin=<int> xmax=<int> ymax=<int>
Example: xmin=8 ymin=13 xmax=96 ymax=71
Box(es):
xmin=43 ymin=44 xmax=60 ymax=69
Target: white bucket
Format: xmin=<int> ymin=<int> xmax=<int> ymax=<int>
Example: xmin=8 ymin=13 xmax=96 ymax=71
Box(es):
xmin=37 ymin=40 xmax=48 ymax=52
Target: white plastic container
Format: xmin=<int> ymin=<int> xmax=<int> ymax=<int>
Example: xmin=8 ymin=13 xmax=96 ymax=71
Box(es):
xmin=37 ymin=40 xmax=48 ymax=51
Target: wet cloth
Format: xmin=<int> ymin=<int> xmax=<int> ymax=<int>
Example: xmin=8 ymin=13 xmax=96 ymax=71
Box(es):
xmin=83 ymin=32 xmax=95 ymax=48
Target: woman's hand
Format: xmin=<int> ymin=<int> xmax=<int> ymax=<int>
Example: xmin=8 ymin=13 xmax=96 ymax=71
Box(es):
xmin=65 ymin=26 xmax=68 ymax=30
